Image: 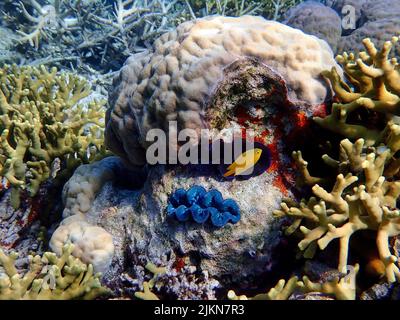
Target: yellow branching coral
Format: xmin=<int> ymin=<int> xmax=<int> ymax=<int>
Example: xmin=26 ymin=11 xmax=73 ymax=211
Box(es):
xmin=315 ymin=36 xmax=400 ymax=146
xmin=134 ymin=262 xmax=166 ymax=300
xmin=0 ymin=243 xmax=109 ymax=300
xmin=274 ymin=36 xmax=400 ymax=287
xmin=228 ymin=265 xmax=359 ymax=301
xmin=275 ymin=136 xmax=400 ymax=283
xmin=0 ymin=64 xmax=107 ymax=208
xmin=227 ymin=276 xmax=300 ymax=300
xmin=300 ymin=264 xmax=359 ymax=300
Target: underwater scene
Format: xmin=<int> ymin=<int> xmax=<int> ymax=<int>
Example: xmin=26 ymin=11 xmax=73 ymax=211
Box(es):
xmin=1 ymin=0 xmax=400 ymax=302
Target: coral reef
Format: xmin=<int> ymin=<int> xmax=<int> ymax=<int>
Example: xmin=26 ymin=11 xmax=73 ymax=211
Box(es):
xmin=5 ymin=1 xmax=398 ymax=301
xmin=60 ymin=157 xmax=124 ymax=219
xmin=316 ymin=36 xmax=400 ymax=145
xmin=275 ymin=137 xmax=400 ymax=283
xmin=0 ymin=27 xmax=21 ymax=65
xmin=228 ymin=263 xmax=359 ymax=300
xmin=166 ymin=186 xmax=241 ymax=227
xmin=121 ymin=260 xmax=220 ymax=300
xmin=48 ymin=158 xmax=122 ymax=273
xmin=187 ymin=0 xmax=263 ymax=17
xmin=50 ymin=214 xmax=115 ymax=273
xmin=275 ymin=37 xmax=400 ymax=284
xmin=0 ymin=243 xmax=109 ymax=299
xmin=337 ymin=0 xmax=400 ymax=56
xmin=228 ymin=276 xmax=300 ymax=300
xmin=287 ymin=0 xmax=400 ymax=56
xmin=283 ymin=1 xmax=341 ymax=52
xmin=188 ymin=0 xmax=303 ymax=21
xmin=106 ymin=15 xmax=340 ymax=167
xmin=54 ymin=157 xmax=291 ymax=286
xmin=1 ymin=1 xmax=306 ymax=73
xmin=154 ymin=265 xmax=220 ymax=300
xmin=300 ymin=263 xmax=359 ymax=300
xmin=5 ymin=0 xmax=187 ymax=72
xmin=0 ymin=64 xmax=106 ymax=208
xmin=262 ymin=0 xmax=304 ymax=20
xmin=133 ymin=263 xmax=166 ymax=300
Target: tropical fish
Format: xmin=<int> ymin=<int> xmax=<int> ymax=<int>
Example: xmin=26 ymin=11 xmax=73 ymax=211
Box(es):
xmin=223 ymin=148 xmax=262 ymax=177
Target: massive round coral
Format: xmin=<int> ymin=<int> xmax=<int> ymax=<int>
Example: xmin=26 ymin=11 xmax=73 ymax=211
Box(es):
xmin=283 ymin=1 xmax=342 ymax=52
xmin=105 ymin=15 xmax=340 ymax=167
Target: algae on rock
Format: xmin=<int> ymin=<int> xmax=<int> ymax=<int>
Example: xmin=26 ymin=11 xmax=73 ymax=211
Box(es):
xmin=0 ymin=64 xmax=107 ymax=208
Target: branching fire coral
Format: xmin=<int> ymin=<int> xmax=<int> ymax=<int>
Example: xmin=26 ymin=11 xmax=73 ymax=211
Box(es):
xmin=0 ymin=64 xmax=106 ymax=208
xmin=275 ymin=36 xmax=400 ymax=284
xmin=134 ymin=262 xmax=166 ymax=300
xmin=0 ymin=243 xmax=109 ymax=300
xmin=228 ymin=276 xmax=300 ymax=300
xmin=228 ymin=264 xmax=359 ymax=300
xmin=315 ymin=36 xmax=400 ymax=146
xmin=275 ymin=137 xmax=400 ymax=283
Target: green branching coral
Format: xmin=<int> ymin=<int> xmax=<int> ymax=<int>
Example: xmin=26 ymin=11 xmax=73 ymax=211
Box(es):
xmin=0 ymin=243 xmax=109 ymax=300
xmin=275 ymin=36 xmax=400 ymax=284
xmin=0 ymin=64 xmax=106 ymax=208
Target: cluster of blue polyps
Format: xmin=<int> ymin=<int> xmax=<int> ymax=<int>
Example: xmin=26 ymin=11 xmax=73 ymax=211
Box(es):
xmin=166 ymin=186 xmax=241 ymax=228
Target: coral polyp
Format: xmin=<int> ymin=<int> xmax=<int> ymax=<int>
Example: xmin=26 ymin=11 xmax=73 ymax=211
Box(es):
xmin=166 ymin=186 xmax=241 ymax=228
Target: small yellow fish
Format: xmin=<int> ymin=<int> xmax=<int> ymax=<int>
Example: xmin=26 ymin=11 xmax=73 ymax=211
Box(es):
xmin=223 ymin=148 xmax=262 ymax=177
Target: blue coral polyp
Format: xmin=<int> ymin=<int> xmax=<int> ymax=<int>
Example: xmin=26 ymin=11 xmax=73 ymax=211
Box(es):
xmin=167 ymin=186 xmax=241 ymax=228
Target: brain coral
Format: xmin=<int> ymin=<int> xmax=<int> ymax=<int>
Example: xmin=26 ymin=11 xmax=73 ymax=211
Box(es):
xmin=283 ymin=1 xmax=342 ymax=52
xmin=50 ymin=214 xmax=114 ymax=273
xmin=106 ymin=15 xmax=340 ymax=167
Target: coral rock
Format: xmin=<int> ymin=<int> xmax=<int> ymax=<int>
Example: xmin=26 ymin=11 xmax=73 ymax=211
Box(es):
xmin=284 ymin=1 xmax=342 ymax=52
xmin=57 ymin=157 xmax=293 ymax=286
xmin=106 ymin=15 xmax=340 ymax=167
xmin=50 ymin=214 xmax=115 ymax=273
